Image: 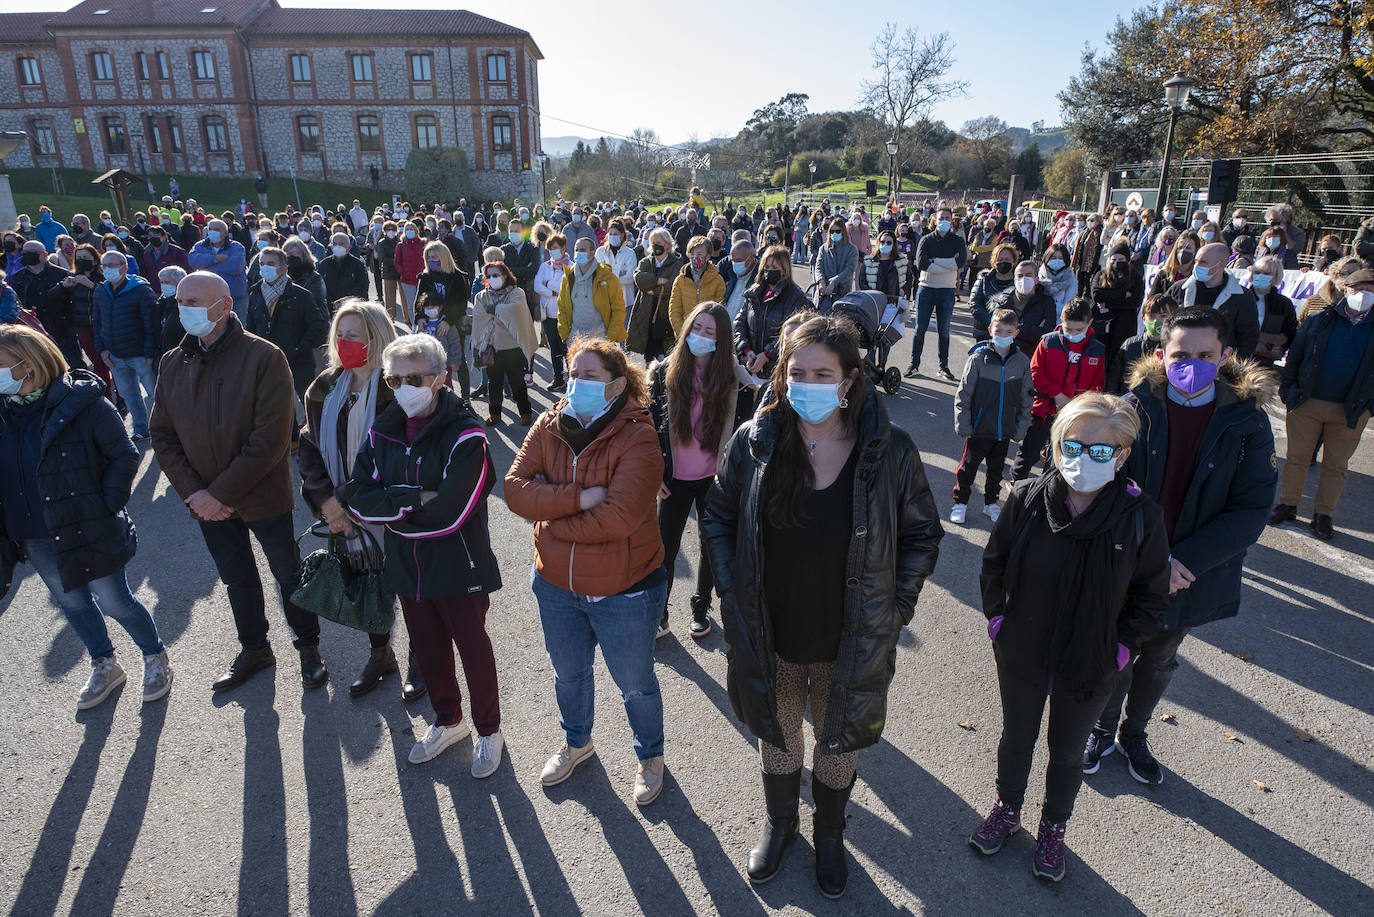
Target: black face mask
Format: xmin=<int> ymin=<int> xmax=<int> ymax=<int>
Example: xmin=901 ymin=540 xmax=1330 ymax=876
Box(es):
xmin=1321 ymin=249 xmax=1340 ymax=260
xmin=766 ymin=236 xmax=778 ymax=244
xmin=3 ymin=240 xmax=15 ymax=253
xmin=1176 ymin=249 xmax=1195 ymax=266
xmin=760 ymin=267 xmax=783 ymax=286
xmin=995 ymin=262 xmax=1013 ymax=274
xmin=287 ymin=255 xmax=306 ymax=276
xmin=149 ymin=236 xmax=164 ymax=247
xmin=75 ymin=259 xmax=94 ymax=271
xmin=1112 ymin=262 xmax=1128 ymax=276
xmin=20 ymin=251 xmax=41 ymax=266
xmin=651 ymin=244 xmax=665 ymax=257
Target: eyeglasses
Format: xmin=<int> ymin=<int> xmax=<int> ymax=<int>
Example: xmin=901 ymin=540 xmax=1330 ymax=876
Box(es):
xmin=383 ymin=373 xmax=435 ymax=389
xmin=1060 ymin=441 xmax=1122 ymax=463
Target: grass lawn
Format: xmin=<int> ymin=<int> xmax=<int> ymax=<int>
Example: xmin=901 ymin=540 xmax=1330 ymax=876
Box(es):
xmin=5 ymin=167 xmax=400 ymax=224
xmin=642 ymin=173 xmax=943 ymax=211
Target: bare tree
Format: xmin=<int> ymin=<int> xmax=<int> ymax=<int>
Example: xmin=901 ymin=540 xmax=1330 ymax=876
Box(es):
xmin=858 ymin=23 xmax=968 ymax=195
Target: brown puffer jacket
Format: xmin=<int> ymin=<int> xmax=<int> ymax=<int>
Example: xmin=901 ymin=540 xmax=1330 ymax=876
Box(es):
xmin=150 ymin=314 xmax=296 ymax=522
xmin=505 ymin=398 xmax=665 ymax=596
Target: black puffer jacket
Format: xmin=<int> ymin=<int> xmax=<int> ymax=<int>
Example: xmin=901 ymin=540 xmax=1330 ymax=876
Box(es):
xmin=1280 ymin=300 xmax=1374 ymax=428
xmin=0 ymin=370 xmax=139 ymax=590
xmin=703 ymin=387 xmax=944 ymax=754
xmin=732 ymin=281 xmax=811 ymax=365
xmin=245 ymin=279 xmax=330 ymax=393
xmin=340 ymin=388 xmax=501 ymax=602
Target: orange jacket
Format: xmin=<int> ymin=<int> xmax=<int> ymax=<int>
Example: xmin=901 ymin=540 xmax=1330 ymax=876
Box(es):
xmin=505 ymin=399 xmax=665 ymax=596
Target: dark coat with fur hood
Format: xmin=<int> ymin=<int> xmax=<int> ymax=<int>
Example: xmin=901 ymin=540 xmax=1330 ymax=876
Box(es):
xmin=1123 ymin=355 xmax=1278 ymax=629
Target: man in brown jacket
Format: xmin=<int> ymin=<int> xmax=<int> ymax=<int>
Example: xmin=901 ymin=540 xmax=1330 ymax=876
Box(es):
xmin=150 ymin=270 xmax=327 ymax=693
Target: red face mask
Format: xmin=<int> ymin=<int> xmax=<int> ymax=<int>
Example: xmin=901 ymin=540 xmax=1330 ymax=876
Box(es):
xmin=337 ymin=338 xmax=368 ymax=369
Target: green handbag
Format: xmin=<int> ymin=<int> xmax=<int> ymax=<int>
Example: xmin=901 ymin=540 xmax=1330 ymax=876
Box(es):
xmin=291 ymin=523 xmax=396 ymax=635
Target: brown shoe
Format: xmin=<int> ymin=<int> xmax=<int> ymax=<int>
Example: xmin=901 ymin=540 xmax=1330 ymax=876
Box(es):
xmin=1267 ymin=503 xmax=1297 ymax=526
xmin=519 ymin=412 xmax=533 ymax=426
xmin=1311 ymin=514 xmax=1334 ymax=540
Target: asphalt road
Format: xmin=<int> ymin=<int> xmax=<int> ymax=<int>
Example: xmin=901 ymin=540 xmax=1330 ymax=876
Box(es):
xmin=2 ymin=265 xmax=1371 ymax=916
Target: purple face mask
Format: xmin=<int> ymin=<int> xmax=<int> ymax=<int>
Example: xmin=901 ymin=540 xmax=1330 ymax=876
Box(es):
xmin=1166 ymin=358 xmax=1220 ymax=395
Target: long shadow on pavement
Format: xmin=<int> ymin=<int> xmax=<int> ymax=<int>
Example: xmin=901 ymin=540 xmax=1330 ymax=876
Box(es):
xmin=222 ymin=681 xmax=289 ymax=917
xmin=10 ymin=705 xmax=115 ymax=917
xmin=68 ymin=700 xmax=168 ymax=916
xmin=301 ymin=688 xmax=360 ymax=917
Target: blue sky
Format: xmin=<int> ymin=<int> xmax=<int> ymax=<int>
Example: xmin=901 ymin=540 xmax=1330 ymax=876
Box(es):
xmin=12 ymin=0 xmax=1142 ymax=144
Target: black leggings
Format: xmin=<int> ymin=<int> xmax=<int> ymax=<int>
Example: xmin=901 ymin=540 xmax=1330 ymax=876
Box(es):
xmin=657 ymin=476 xmax=714 ymax=616
xmin=1011 ymin=414 xmax=1053 ymax=482
xmin=994 ymin=648 xmax=1111 ymax=823
xmin=486 ymin=347 xmax=530 ymax=417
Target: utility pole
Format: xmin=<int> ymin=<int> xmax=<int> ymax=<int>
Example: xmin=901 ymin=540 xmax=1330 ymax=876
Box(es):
xmin=784 ymin=153 xmax=792 ymax=207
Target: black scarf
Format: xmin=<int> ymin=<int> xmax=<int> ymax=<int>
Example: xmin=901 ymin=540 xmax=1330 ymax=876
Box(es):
xmin=557 ymin=391 xmax=628 ymax=455
xmin=1022 ymin=468 xmax=1144 ymax=698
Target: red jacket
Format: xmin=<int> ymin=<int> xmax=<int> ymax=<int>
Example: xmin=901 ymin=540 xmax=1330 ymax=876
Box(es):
xmin=393 ymin=237 xmax=427 ymax=285
xmin=1029 ymin=326 xmax=1107 ymax=418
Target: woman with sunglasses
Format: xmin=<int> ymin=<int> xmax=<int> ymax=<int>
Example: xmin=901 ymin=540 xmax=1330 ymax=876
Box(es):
xmin=972 ymin=392 xmax=1169 ymax=882
xmin=341 ymin=333 xmax=505 ymax=778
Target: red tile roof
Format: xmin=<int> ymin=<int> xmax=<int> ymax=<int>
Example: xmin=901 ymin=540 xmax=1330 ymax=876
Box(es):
xmin=249 ymin=7 xmax=533 ymax=44
xmin=45 ymin=0 xmax=270 ymax=29
xmin=0 ymin=12 xmax=57 ymax=44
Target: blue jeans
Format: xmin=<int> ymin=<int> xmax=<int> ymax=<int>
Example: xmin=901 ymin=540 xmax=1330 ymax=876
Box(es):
xmin=912 ymin=285 xmax=956 ymax=369
xmin=24 ymin=537 xmax=163 ymax=660
xmin=109 ymin=355 xmax=156 ymax=437
xmin=533 ymin=572 xmax=667 ymax=760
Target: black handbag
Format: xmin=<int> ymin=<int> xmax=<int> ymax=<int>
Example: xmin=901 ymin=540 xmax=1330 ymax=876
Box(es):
xmin=291 ymin=523 xmax=396 ymax=634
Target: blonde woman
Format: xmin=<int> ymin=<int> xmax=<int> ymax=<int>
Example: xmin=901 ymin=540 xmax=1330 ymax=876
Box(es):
xmin=415 ymin=241 xmax=470 ymax=396
xmin=628 ymin=227 xmax=683 ymax=361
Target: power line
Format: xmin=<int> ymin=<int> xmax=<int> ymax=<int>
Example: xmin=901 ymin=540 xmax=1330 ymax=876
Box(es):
xmin=540 ymin=113 xmax=696 ymax=154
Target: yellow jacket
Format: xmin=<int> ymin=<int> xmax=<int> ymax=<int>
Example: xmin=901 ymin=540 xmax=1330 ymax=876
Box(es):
xmin=557 ymin=261 xmax=627 ymax=343
xmin=668 ymin=261 xmax=726 ymax=337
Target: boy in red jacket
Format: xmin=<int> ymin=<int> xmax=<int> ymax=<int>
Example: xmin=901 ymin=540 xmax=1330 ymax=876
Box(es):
xmin=1011 ymin=296 xmax=1106 ymax=481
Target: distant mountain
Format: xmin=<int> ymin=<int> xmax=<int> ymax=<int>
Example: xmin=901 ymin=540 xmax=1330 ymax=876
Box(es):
xmin=1006 ymin=126 xmax=1069 ymax=155
xmin=540 ymin=133 xmax=736 ymax=158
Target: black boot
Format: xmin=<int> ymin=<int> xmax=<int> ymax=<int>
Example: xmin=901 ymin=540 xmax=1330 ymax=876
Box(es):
xmin=402 ymin=651 xmax=428 ymax=703
xmin=211 ymin=646 xmax=275 ymax=693
xmin=812 ymin=773 xmax=855 ymax=899
xmin=299 ymin=646 xmax=328 ymax=689
xmin=747 ymin=770 xmax=801 ymax=883
xmin=349 ymin=645 xmax=398 ymax=696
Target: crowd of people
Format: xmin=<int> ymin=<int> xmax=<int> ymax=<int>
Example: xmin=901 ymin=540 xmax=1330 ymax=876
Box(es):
xmin=1 ymin=184 xmax=1370 ymax=894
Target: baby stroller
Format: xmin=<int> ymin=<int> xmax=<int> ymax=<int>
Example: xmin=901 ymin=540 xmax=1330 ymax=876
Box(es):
xmin=829 ymin=290 xmax=906 ymax=394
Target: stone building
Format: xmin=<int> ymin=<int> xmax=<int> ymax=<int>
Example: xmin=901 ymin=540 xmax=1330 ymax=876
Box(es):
xmin=0 ymin=0 xmax=544 ymax=201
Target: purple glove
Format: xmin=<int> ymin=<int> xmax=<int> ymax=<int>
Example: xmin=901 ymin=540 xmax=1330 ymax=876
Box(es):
xmin=1116 ymin=643 xmax=1131 ymax=671
xmin=987 ymin=616 xmax=1004 ymax=642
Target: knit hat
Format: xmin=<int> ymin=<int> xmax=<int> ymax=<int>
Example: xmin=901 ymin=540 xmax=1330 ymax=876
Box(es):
xmin=1110 ymin=242 xmax=1131 ymax=259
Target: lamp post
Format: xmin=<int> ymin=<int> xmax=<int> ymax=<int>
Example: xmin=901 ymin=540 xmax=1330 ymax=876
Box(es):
xmin=808 ymin=160 xmax=816 ymax=198
xmin=885 ymin=136 xmax=898 ymax=200
xmin=1155 ymin=72 xmax=1194 ymax=216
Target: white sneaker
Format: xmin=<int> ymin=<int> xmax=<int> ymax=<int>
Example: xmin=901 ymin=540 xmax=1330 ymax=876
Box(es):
xmin=141 ymin=650 xmax=173 ymax=703
xmin=984 ymin=504 xmax=1002 ymax=524
xmin=540 ymin=741 xmax=596 ymax=786
xmin=471 ymin=730 xmax=505 ymax=779
xmin=77 ymin=657 xmax=126 ymax=710
xmin=949 ymin=504 xmax=967 ymax=525
xmin=408 ymin=719 xmax=470 ymax=764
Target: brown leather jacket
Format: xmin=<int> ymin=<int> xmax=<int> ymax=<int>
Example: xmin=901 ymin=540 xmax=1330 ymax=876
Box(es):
xmin=150 ymin=314 xmax=296 ymax=522
xmin=505 ymin=398 xmax=665 ymax=596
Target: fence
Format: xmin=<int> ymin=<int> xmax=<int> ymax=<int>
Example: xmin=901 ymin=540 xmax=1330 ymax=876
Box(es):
xmin=1111 ymin=152 xmax=1374 ymax=262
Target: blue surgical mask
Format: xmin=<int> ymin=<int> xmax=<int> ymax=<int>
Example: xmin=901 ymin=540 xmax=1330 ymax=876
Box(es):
xmin=732 ymin=260 xmax=750 ymax=276
xmin=426 ymin=260 xmax=442 ymax=272
xmin=1047 ymin=258 xmax=1065 ymax=271
xmin=207 ymin=229 xmax=222 ymax=244
xmin=509 ymin=231 xmax=522 ymax=244
xmin=260 ymin=264 xmax=279 ymax=283
xmin=1193 ymin=264 xmax=1212 ymax=283
xmin=992 ymin=334 xmax=1016 ymax=350
xmin=686 ymin=332 xmax=716 ymax=356
xmin=787 ymin=380 xmax=843 ymax=424
xmin=1250 ymin=273 xmax=1272 ymax=291
xmin=405 ymin=229 xmax=417 ymax=239
xmin=256 ymin=239 xmax=269 ymax=250
xmin=160 ymin=283 xmax=178 ymax=298
xmin=879 ymin=243 xmax=893 ymax=255
xmin=937 ymin=220 xmax=952 ymax=233
xmin=572 ymin=214 xmax=583 ymax=223
xmin=0 ymin=362 xmax=25 ymax=395
xmin=829 ymin=232 xmax=843 ymax=243
xmin=1064 ymin=330 xmax=1087 ymax=344
xmin=574 ymin=251 xmax=590 ymax=266
xmin=102 ymin=266 xmax=123 ymax=284
xmin=179 ymin=303 xmax=218 ymax=337
xmin=566 ymin=377 xmax=609 ymax=420
xmin=608 ymin=234 xmax=621 ymax=246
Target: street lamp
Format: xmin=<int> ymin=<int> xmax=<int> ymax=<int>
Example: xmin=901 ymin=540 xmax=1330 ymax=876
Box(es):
xmin=808 ymin=160 xmax=816 ymax=196
xmin=885 ymin=136 xmax=898 ymax=199
xmin=1155 ymin=72 xmax=1195 ymax=217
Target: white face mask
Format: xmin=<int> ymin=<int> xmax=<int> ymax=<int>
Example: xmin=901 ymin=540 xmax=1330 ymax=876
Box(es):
xmin=487 ymin=275 xmax=504 ymax=289
xmin=1058 ymin=453 xmax=1119 ymax=494
xmin=1346 ymin=290 xmax=1374 ymax=313
xmin=395 ymin=383 xmax=434 ymax=417
xmin=424 ymin=307 xmax=440 ymax=319
xmin=1015 ymin=276 xmax=1036 ymax=295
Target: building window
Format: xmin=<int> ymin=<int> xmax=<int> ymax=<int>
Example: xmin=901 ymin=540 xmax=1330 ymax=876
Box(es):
xmin=414 ymin=114 xmax=438 ymax=149
xmin=191 ymin=50 xmax=215 ymax=81
xmin=491 ymin=114 xmax=512 ymax=153
xmin=289 ymin=53 xmax=311 ymax=83
xmin=203 ymin=115 xmax=227 ymax=152
xmin=486 ymin=54 xmax=507 ymax=82
xmin=135 ymin=52 xmax=150 ymax=81
xmin=103 ymin=115 xmax=127 ymax=155
xmin=17 ymin=56 xmax=41 ymax=86
xmin=297 ymin=114 xmax=320 ymax=153
xmin=351 ymin=53 xmax=373 ymax=82
xmin=357 ymin=115 xmax=381 ymax=152
xmin=156 ymin=50 xmax=170 ymax=80
xmin=28 ymin=118 xmax=56 ymax=155
xmin=409 ymin=53 xmax=431 ymax=82
xmin=146 ymin=115 xmax=163 ymax=153
xmin=91 ymin=51 xmax=114 ymax=82
xmin=169 ymin=116 xmax=184 ymax=153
